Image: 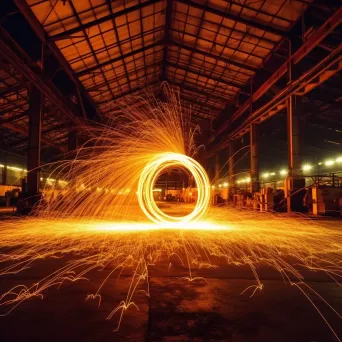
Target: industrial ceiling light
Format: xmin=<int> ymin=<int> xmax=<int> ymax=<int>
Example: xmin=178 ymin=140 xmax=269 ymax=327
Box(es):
xmin=302 ymin=164 xmax=312 ymax=171
xmin=325 ymin=160 xmax=335 ymax=166
xmin=138 ymin=153 xmax=210 ymax=224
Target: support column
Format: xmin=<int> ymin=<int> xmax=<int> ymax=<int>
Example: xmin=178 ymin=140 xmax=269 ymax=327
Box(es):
xmin=250 ymin=123 xmax=260 ymax=193
xmin=286 ymin=42 xmax=293 ymax=213
xmin=214 ymin=152 xmax=220 ymax=181
xmin=292 ymin=97 xmax=301 ymax=180
xmin=287 ymin=95 xmax=304 ymax=212
xmin=2 ymin=165 xmax=7 ymax=185
xmin=68 ymin=127 xmax=78 ymax=152
xmin=228 ymin=140 xmax=235 ymax=183
xmin=27 ymin=85 xmax=43 ymax=194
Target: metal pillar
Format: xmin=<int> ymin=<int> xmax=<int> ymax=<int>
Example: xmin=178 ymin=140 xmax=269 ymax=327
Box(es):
xmin=250 ymin=123 xmax=260 ymax=193
xmin=286 ymin=40 xmax=293 ymax=213
xmin=287 ymin=94 xmax=304 ymax=213
xmin=292 ymin=97 xmax=301 ymax=179
xmin=228 ymin=140 xmax=235 ymax=183
xmin=2 ymin=165 xmax=7 ymax=185
xmin=27 ymin=85 xmax=43 ymax=194
xmin=214 ymin=152 xmax=220 ymax=180
xmin=68 ymin=128 xmax=78 ymax=152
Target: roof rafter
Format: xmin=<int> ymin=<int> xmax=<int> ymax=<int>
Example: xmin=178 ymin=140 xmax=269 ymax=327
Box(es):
xmin=178 ymin=0 xmax=288 ymax=38
xmin=179 ymin=95 xmax=222 ymax=116
xmin=0 ymin=110 xmax=28 ymax=125
xmin=168 ymin=80 xmax=231 ymax=104
xmin=3 ymin=122 xmax=65 ymax=150
xmin=162 ymin=0 xmax=172 ymax=80
xmin=171 ymin=41 xmax=258 ymax=73
xmin=166 ymin=61 xmax=242 ymax=90
xmin=48 ymin=0 xmax=162 ymax=41
xmin=98 ymin=80 xmax=160 ymax=106
xmin=76 ymin=41 xmax=163 ymax=77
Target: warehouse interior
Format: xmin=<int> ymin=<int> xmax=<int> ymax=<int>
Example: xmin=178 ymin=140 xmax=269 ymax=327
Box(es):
xmin=1 ymin=0 xmax=341 ymax=215
xmin=0 ymin=0 xmax=342 ymax=341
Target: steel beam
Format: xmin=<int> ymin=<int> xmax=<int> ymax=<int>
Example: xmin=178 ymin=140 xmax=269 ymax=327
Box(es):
xmin=13 ymin=0 xmax=100 ymax=118
xmin=214 ymin=152 xmax=220 ymax=180
xmin=27 ymin=86 xmax=42 ymax=194
xmin=178 ymin=95 xmax=222 ymax=116
xmin=166 ymin=61 xmax=242 ymax=90
xmin=208 ymin=43 xmax=342 ymax=156
xmin=68 ymin=128 xmax=78 ymax=152
xmin=162 ymin=0 xmax=172 ymax=80
xmin=48 ymin=0 xmax=161 ymax=41
xmin=3 ymin=122 xmax=63 ymax=150
xmin=228 ymin=140 xmax=236 ymax=183
xmin=212 ymin=7 xmax=342 ymax=140
xmin=1 ymin=165 xmax=7 ymax=186
xmin=0 ymin=83 xmax=26 ymax=97
xmin=0 ymin=28 xmax=81 ymax=127
xmin=178 ymin=0 xmax=287 ymax=37
xmin=0 ymin=110 xmax=28 ymax=125
xmin=250 ymin=123 xmax=260 ymax=193
xmin=172 ymin=41 xmax=257 ymax=73
xmin=76 ymin=41 xmax=163 ymax=77
xmin=168 ymin=80 xmax=233 ymax=103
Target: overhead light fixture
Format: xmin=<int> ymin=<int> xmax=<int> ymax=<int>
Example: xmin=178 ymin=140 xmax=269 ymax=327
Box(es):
xmin=280 ymin=169 xmax=287 ymax=175
xmin=325 ymin=160 xmax=334 ymax=166
xmin=302 ymin=164 xmax=312 ymax=171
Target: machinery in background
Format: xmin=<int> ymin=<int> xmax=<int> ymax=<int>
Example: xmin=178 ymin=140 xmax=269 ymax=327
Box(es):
xmin=0 ymin=185 xmax=21 ymax=207
xmin=216 ymin=173 xmax=342 ymax=217
xmin=304 ymin=173 xmax=342 ymax=216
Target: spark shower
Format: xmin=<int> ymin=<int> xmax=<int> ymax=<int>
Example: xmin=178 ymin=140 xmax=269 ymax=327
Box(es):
xmin=0 ymin=84 xmax=341 ymax=340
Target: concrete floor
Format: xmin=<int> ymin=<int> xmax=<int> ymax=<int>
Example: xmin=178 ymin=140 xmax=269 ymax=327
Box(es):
xmin=0 ymin=206 xmax=342 ymax=341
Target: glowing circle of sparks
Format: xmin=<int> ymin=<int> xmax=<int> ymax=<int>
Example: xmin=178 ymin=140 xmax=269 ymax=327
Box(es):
xmin=137 ymin=153 xmax=211 ymax=224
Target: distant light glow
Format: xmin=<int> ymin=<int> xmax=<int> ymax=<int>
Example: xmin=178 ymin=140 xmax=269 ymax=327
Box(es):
xmin=8 ymin=166 xmax=24 ymax=172
xmin=302 ymin=164 xmax=312 ymax=171
xmin=280 ymin=169 xmax=287 ymax=175
xmin=325 ymin=160 xmax=335 ymax=166
xmin=262 ymin=173 xmax=269 ymax=178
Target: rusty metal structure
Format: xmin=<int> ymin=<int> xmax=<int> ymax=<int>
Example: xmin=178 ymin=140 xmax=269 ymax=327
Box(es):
xmin=0 ymin=0 xmax=341 ymax=210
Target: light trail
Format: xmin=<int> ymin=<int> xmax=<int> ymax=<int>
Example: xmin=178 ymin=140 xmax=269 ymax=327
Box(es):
xmin=0 ymin=84 xmax=341 ymax=340
xmin=137 ymin=152 xmax=210 ymax=223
